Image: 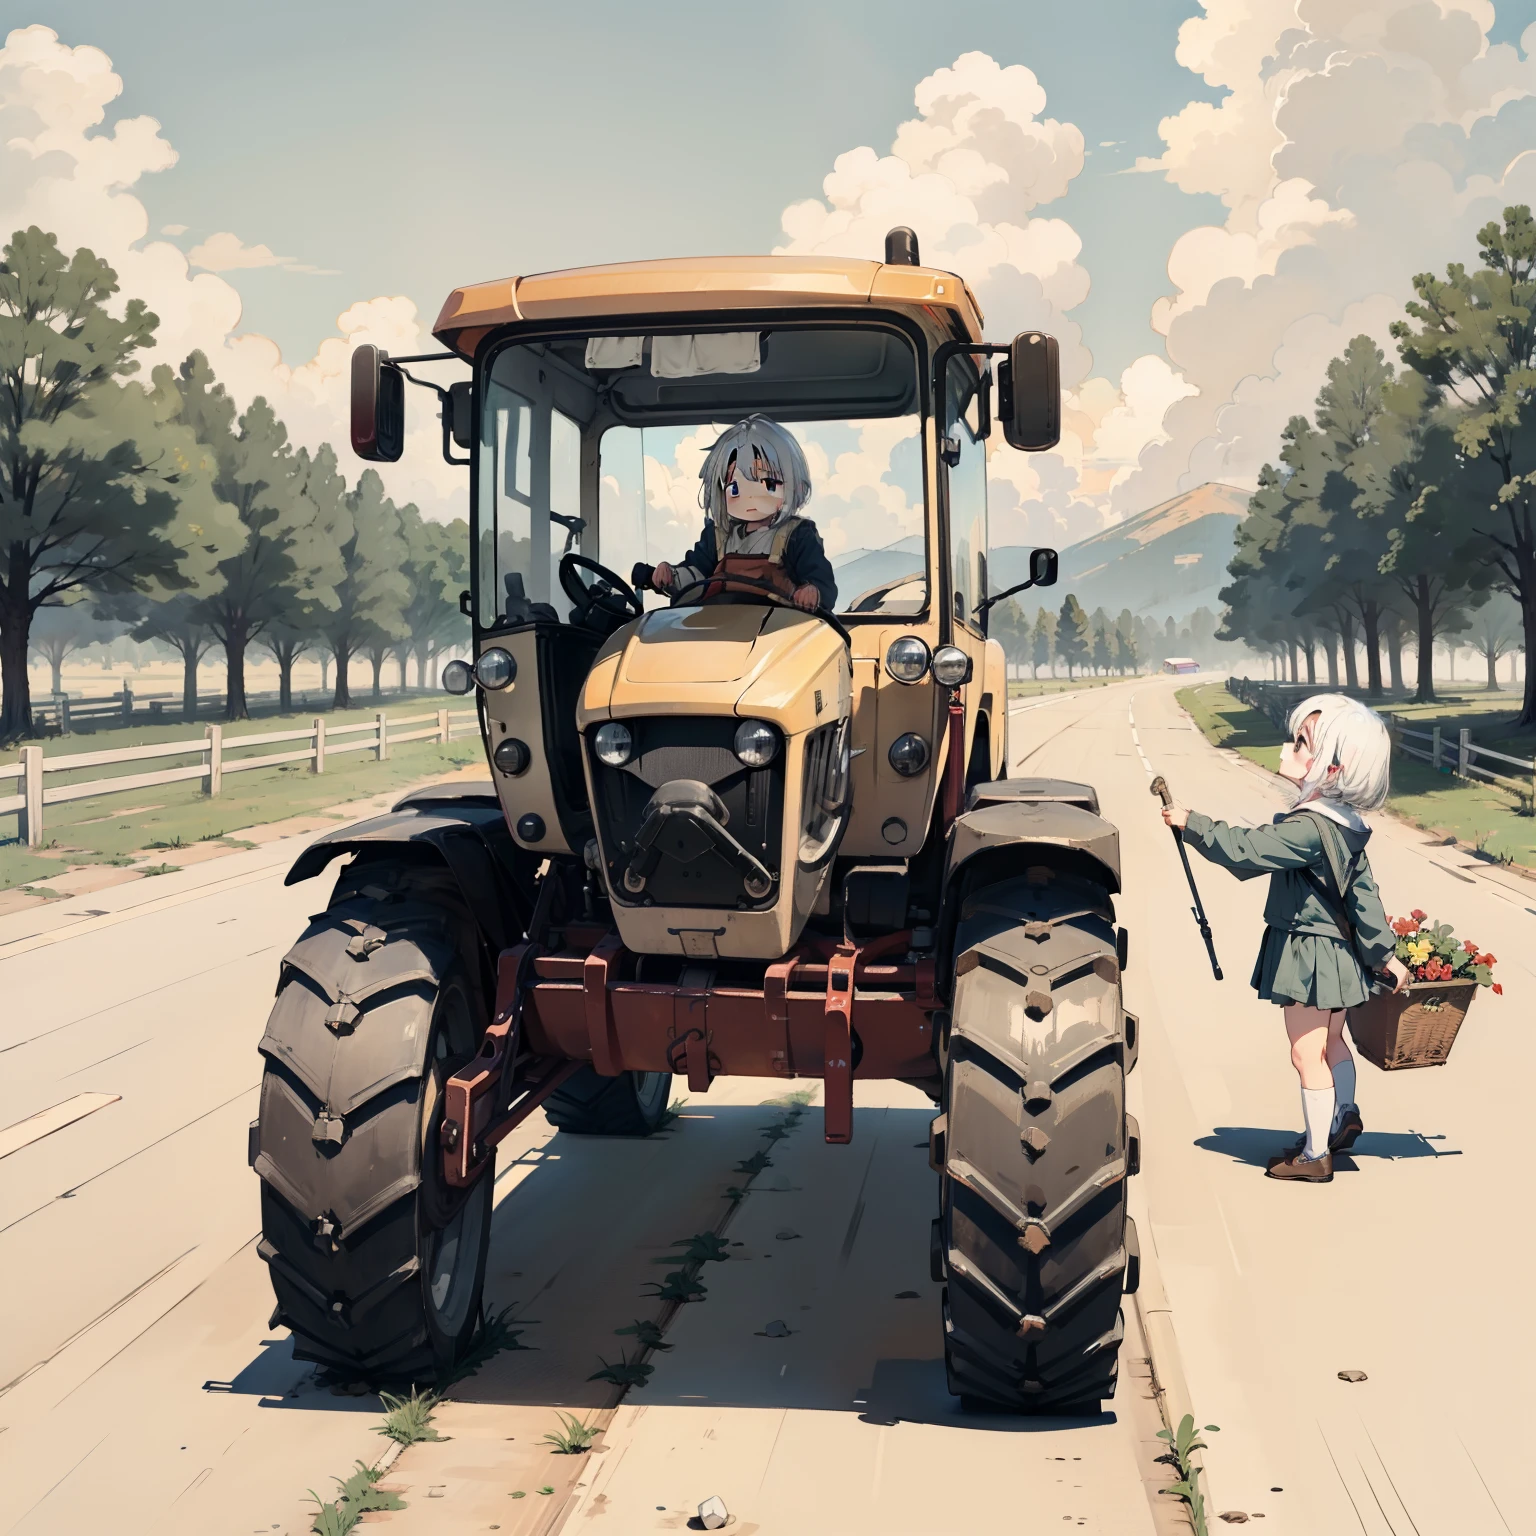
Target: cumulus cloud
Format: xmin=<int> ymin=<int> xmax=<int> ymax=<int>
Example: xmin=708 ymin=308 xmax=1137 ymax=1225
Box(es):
xmin=1115 ymin=1 xmax=1536 ymax=514
xmin=0 ymin=24 xmax=459 ymax=520
xmin=188 ymin=229 xmax=336 ymax=275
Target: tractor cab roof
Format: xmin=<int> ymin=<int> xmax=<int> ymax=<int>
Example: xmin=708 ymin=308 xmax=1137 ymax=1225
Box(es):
xmin=432 ymin=254 xmax=984 ymax=361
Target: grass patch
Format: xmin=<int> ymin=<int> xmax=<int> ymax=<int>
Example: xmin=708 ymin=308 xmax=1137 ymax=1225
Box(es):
xmin=375 ymin=1388 xmax=446 ymax=1448
xmin=1156 ymin=1415 xmax=1219 ymax=1536
xmin=436 ymin=1303 xmax=531 ymax=1389
xmin=1 ymin=732 xmax=483 ymax=871
xmin=1177 ymin=683 xmax=1287 ymax=770
xmin=307 ymin=1461 xmax=404 ymax=1536
xmin=0 ymin=848 xmax=63 ymax=892
xmin=542 ymin=1412 xmax=598 ymax=1454
xmin=1182 ymin=682 xmax=1536 ymax=868
xmin=1007 ymin=675 xmax=1122 ymax=698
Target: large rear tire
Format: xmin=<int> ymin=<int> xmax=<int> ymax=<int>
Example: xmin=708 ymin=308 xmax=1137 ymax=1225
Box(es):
xmin=937 ymin=868 xmax=1136 ymax=1413
xmin=544 ymin=1067 xmax=671 ymax=1135
xmin=252 ymin=855 xmax=495 ymax=1383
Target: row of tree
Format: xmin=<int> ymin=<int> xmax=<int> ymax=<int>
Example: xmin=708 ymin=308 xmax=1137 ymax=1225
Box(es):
xmin=1218 ymin=206 xmax=1536 ymax=720
xmin=0 ymin=227 xmax=467 ymax=737
xmin=991 ymin=598 xmax=1223 ymax=678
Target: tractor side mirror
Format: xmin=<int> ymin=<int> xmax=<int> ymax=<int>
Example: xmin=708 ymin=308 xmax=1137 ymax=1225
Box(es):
xmin=998 ymin=332 xmax=1060 ymax=452
xmin=448 ymin=381 xmax=473 ymax=449
xmin=350 ymin=344 xmax=405 ymax=462
xmin=1030 ymin=548 xmax=1058 ymax=587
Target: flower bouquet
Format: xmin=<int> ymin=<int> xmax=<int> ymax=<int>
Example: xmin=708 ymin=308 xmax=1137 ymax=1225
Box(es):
xmin=1347 ymin=910 xmax=1500 ymax=1070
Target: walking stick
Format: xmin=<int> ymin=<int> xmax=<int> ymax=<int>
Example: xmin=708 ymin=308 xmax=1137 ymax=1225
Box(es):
xmin=1149 ymin=775 xmax=1223 ymax=981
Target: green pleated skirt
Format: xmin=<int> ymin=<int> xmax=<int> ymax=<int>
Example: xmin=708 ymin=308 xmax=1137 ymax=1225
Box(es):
xmin=1250 ymin=927 xmax=1369 ymax=1009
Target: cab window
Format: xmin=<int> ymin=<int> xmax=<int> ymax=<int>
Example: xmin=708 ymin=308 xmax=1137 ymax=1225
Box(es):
xmin=943 ymin=354 xmax=988 ymax=633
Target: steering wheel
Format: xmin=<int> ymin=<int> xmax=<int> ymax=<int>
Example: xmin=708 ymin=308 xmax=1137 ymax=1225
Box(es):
xmin=559 ymin=552 xmax=643 ymax=622
xmin=666 ymin=572 xmax=852 ymax=647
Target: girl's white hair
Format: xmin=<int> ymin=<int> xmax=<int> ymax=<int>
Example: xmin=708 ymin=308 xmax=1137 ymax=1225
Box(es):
xmin=1287 ymin=693 xmax=1392 ymax=812
xmin=698 ymin=416 xmax=811 ymax=525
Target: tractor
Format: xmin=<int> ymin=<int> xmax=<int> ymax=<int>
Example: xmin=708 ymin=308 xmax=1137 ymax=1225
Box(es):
xmin=250 ymin=227 xmax=1137 ymax=1412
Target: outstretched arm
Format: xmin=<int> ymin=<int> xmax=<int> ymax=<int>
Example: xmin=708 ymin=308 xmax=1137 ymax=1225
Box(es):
xmin=1180 ymin=810 xmax=1324 ymax=878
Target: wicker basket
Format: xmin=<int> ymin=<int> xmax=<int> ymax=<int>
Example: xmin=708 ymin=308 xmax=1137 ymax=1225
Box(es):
xmin=1347 ymin=979 xmax=1479 ymax=1070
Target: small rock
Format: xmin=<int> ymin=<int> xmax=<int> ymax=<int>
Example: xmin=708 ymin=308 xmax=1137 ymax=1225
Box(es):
xmin=698 ymin=1494 xmax=730 ymax=1530
xmin=1218 ymin=1515 xmax=1250 ymax=1525
xmin=427 ymin=1486 xmax=446 ymax=1498
xmin=774 ymin=1230 xmax=801 ymax=1241
xmin=758 ymin=1319 xmax=791 ymax=1337
xmin=1337 ymin=1369 xmax=1368 ymax=1383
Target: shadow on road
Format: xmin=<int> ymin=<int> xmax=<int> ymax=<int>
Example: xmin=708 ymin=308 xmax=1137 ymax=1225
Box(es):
xmin=859 ymin=1357 xmax=1116 ymax=1433
xmin=1196 ymin=1125 xmax=1462 ymax=1166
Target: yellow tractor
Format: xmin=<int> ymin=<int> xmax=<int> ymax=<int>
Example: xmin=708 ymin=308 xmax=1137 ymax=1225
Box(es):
xmin=250 ymin=228 xmax=1137 ymax=1412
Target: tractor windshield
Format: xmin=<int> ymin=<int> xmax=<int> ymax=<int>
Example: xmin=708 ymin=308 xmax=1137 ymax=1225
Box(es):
xmin=474 ymin=323 xmax=927 ymax=627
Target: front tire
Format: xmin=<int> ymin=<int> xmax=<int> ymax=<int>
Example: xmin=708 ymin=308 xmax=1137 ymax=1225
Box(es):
xmin=937 ymin=868 xmax=1134 ymax=1413
xmin=544 ymin=1067 xmax=671 ymax=1135
xmin=253 ymin=856 xmax=494 ymax=1383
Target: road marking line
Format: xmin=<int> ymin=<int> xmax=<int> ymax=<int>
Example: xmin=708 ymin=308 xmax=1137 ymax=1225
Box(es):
xmin=0 ymin=1093 xmax=120 ymax=1160
xmin=1128 ymin=691 xmax=1154 ymax=777
xmin=0 ymin=860 xmax=290 ymax=962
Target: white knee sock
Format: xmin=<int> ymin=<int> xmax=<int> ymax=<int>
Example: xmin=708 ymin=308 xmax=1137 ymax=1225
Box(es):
xmin=1301 ymin=1087 xmax=1335 ymax=1161
xmin=1331 ymin=1058 xmax=1357 ymax=1124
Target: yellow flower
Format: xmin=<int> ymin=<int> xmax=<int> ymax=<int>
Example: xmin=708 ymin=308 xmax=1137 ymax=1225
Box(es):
xmin=1406 ymin=939 xmax=1432 ymax=965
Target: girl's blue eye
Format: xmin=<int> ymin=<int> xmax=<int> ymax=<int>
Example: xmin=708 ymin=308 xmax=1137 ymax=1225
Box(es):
xmin=727 ymin=482 xmax=738 ymax=496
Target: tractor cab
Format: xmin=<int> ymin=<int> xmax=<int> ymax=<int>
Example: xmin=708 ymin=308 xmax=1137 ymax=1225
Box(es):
xmin=352 ymin=234 xmax=1062 ymax=962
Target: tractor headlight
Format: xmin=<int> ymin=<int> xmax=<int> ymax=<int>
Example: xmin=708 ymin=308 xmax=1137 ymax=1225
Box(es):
xmin=493 ymin=738 xmax=530 ymax=776
xmin=888 ymin=733 xmax=930 ymax=777
xmin=474 ymin=647 xmax=516 ymax=690
xmin=931 ymin=646 xmax=972 ymax=688
xmin=441 ymin=659 xmax=474 ymax=695
xmin=885 ymin=636 xmax=930 ymax=684
xmin=733 ymin=719 xmax=779 ymax=768
xmin=594 ymin=721 xmax=634 ymax=767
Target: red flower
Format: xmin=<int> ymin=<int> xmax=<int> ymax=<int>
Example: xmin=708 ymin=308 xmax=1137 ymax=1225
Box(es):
xmin=1411 ymin=908 xmax=1427 ymax=921
xmin=1493 ymin=983 xmax=1504 ymax=995
xmin=1483 ymin=955 xmax=1497 ymax=966
xmin=1464 ymin=939 xmax=1479 ymax=953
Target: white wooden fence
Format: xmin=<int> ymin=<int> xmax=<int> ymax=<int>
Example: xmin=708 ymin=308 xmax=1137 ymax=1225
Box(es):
xmin=2 ymin=708 xmax=478 ymax=849
xmin=1385 ymin=716 xmax=1536 ymax=801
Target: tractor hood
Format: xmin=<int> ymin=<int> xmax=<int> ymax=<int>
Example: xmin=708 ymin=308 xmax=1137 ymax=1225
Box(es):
xmin=621 ymin=606 xmax=771 ymax=684
xmin=577 ymin=603 xmax=851 ymax=733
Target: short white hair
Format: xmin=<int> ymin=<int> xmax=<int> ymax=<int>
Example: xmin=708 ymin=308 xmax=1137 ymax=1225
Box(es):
xmin=698 ymin=415 xmax=811 ymax=524
xmin=1287 ymin=693 xmax=1391 ymax=812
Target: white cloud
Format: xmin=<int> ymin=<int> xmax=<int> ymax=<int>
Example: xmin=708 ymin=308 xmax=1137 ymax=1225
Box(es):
xmin=159 ymin=221 xmax=186 ymax=235
xmin=188 ymin=229 xmax=336 ymax=275
xmin=1113 ymin=1 xmax=1536 ymax=515
xmin=0 ymin=24 xmax=457 ymax=521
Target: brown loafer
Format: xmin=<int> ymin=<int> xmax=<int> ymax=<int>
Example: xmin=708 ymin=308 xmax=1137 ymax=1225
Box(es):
xmin=1282 ymin=1107 xmax=1364 ymax=1160
xmin=1266 ymin=1150 xmax=1333 ymax=1182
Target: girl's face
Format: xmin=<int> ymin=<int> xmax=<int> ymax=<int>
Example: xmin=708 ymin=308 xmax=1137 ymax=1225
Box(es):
xmin=1279 ymin=710 xmax=1337 ymax=788
xmin=722 ymin=452 xmax=786 ymax=523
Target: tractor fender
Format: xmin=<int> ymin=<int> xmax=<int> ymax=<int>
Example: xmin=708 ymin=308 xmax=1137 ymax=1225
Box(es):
xmin=936 ymin=780 xmax=1121 ymax=994
xmin=282 ymin=783 xmax=532 ymax=954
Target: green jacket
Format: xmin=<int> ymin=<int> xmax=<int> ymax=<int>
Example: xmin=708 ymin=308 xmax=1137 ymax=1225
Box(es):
xmin=1183 ymin=809 xmax=1396 ymax=969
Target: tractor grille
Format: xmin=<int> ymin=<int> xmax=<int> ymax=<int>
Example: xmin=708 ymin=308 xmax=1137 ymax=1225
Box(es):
xmin=588 ymin=717 xmax=785 ymax=910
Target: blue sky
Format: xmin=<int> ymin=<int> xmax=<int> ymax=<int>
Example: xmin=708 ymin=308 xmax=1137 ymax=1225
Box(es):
xmin=13 ymin=3 xmax=1536 ymax=540
xmin=24 ymin=0 xmax=1307 ymax=378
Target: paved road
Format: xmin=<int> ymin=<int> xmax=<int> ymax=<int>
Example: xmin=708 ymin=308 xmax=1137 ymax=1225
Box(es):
xmin=1036 ymin=676 xmax=1535 ymax=1536
xmin=0 ymin=717 xmax=1169 ymax=1536
xmin=13 ymin=674 xmax=1523 ymax=1536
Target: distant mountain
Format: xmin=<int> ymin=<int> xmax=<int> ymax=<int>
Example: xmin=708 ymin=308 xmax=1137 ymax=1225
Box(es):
xmin=831 ymin=534 xmax=924 ymax=607
xmin=991 ymin=482 xmax=1249 ymax=622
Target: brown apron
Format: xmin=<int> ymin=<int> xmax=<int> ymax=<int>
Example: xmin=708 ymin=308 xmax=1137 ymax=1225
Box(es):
xmin=700 ymin=517 xmax=803 ymax=601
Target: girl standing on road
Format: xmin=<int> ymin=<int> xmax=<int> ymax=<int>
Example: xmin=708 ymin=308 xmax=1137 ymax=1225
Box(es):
xmin=1161 ymin=695 xmax=1409 ymax=1183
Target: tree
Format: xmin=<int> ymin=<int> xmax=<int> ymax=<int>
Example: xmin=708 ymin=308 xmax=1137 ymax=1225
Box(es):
xmin=1031 ymin=607 xmax=1055 ymax=679
xmin=125 ymin=594 xmax=218 ymax=720
xmin=28 ymin=603 xmax=120 ymax=695
xmin=1091 ymin=618 xmax=1112 ymax=676
xmin=0 ymin=228 xmax=241 ymax=737
xmin=260 ymin=620 xmax=312 ymax=713
xmin=394 ymin=512 xmax=469 ymax=691
xmin=322 ymin=469 xmax=409 ymax=709
xmin=1393 ymin=205 xmax=1536 ymax=723
xmin=1055 ymin=594 xmax=1091 ymax=679
xmin=1456 ymin=591 xmax=1524 ymax=690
